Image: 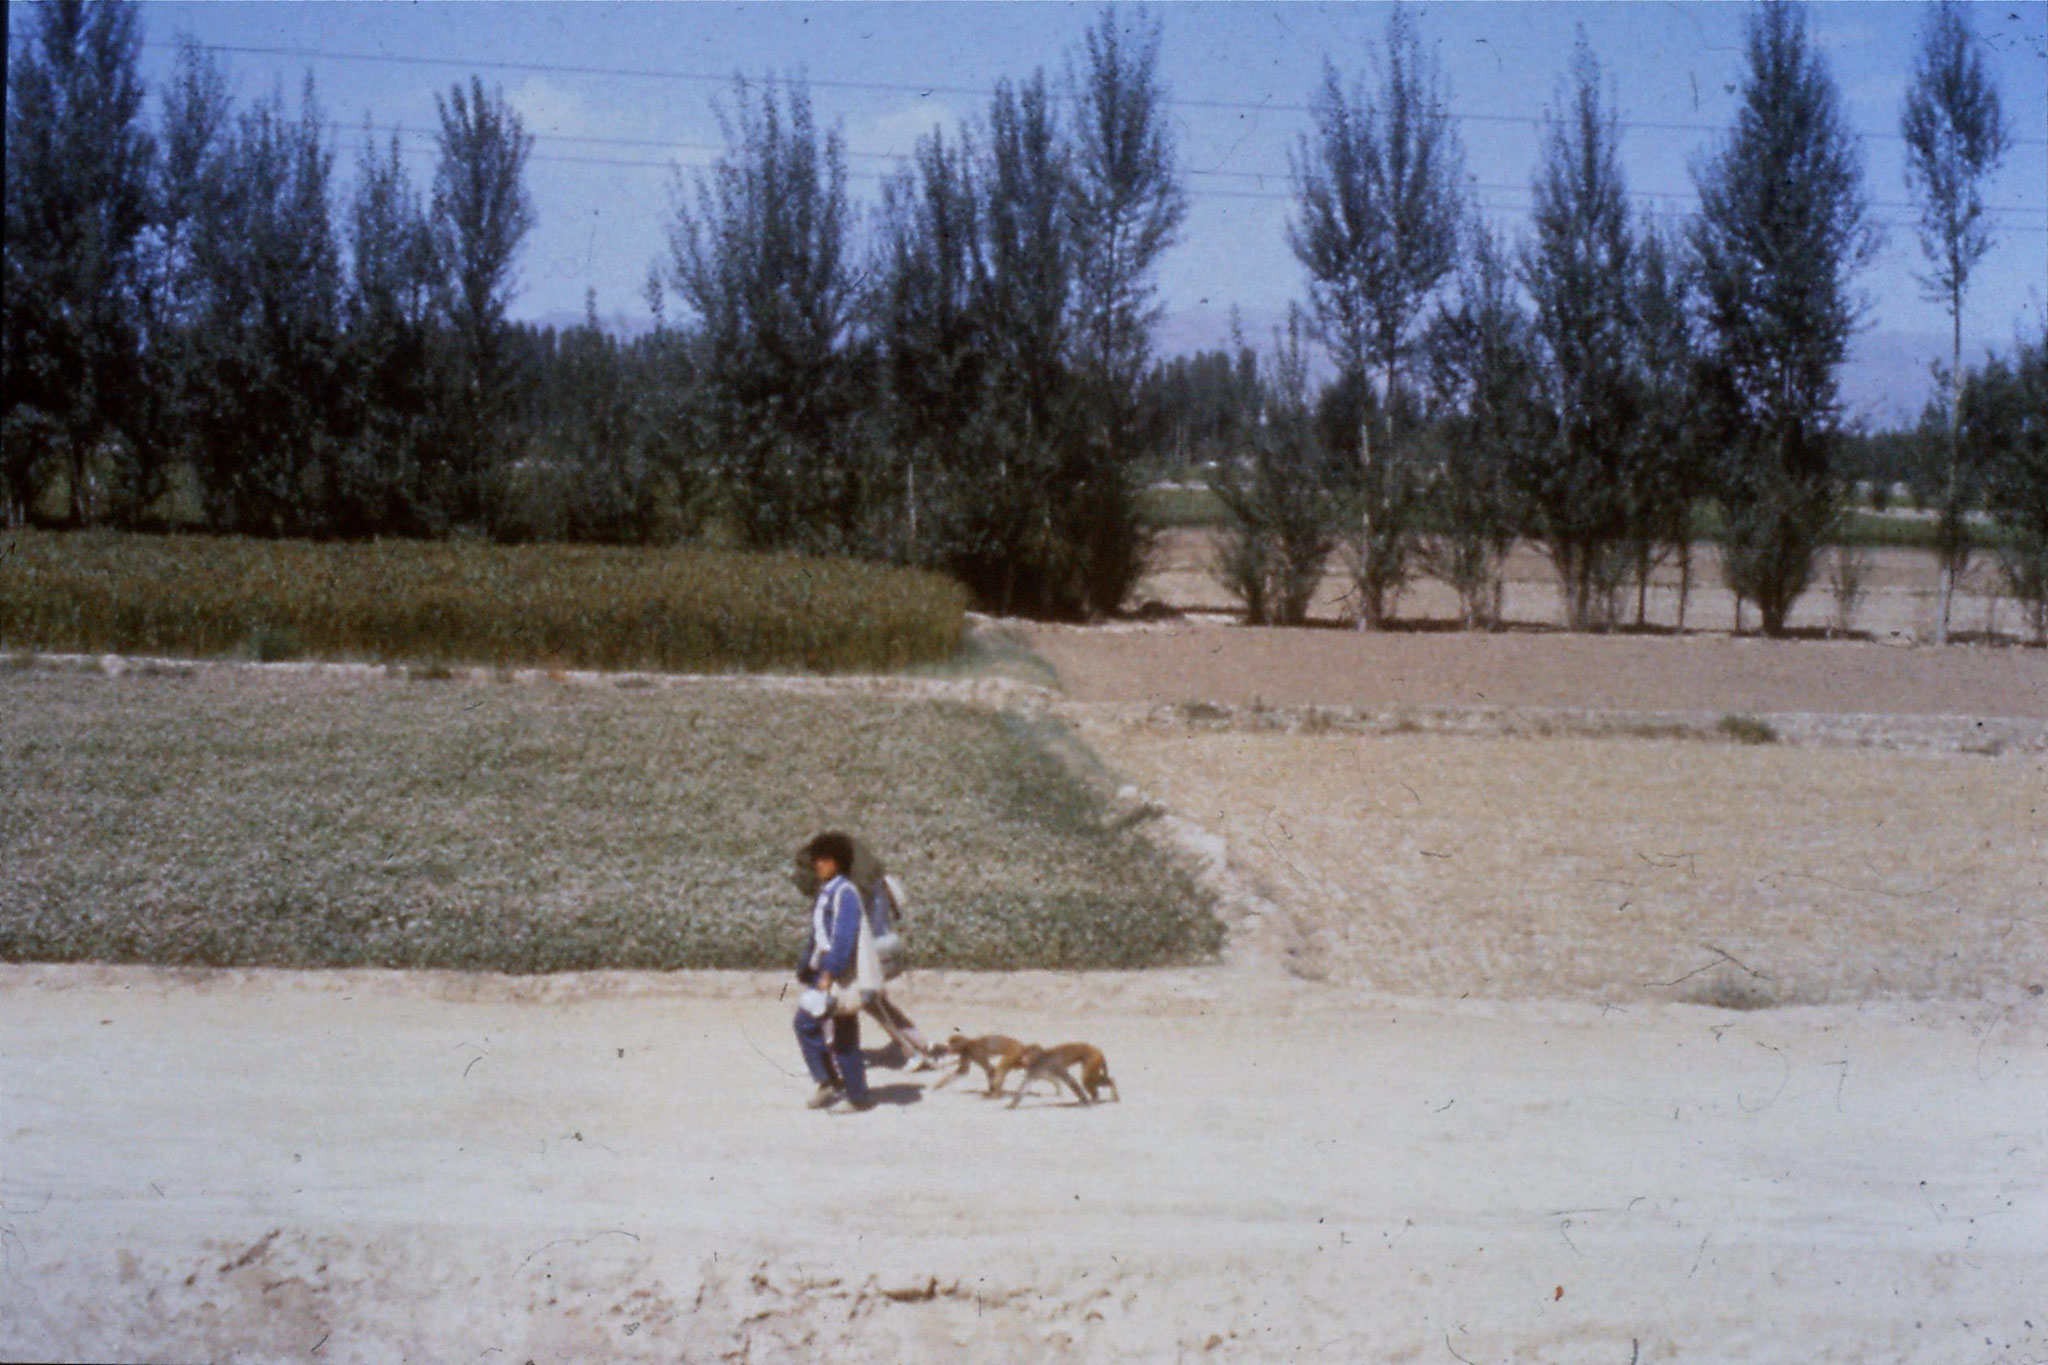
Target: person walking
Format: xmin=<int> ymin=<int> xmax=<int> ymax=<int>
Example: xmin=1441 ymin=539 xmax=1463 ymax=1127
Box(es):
xmin=789 ymin=836 xmax=943 ymax=1070
xmin=793 ymin=831 xmax=873 ymax=1111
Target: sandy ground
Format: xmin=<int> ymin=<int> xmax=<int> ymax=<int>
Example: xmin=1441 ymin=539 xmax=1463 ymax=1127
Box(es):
xmin=1140 ymin=532 xmax=2033 ymax=644
xmin=3 ymin=964 xmax=2043 ymax=1365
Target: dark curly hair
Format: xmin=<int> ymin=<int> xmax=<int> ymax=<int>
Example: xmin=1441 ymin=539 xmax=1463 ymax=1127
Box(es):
xmin=803 ymin=830 xmax=856 ymax=875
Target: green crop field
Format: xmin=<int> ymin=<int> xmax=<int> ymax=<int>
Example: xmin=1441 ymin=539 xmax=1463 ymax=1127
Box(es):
xmin=0 ymin=666 xmax=1220 ymax=973
xmin=0 ymin=530 xmax=966 ymax=674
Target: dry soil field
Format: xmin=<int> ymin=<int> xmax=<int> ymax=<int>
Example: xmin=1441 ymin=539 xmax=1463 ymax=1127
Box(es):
xmin=4 ymin=623 xmax=2046 ymax=1363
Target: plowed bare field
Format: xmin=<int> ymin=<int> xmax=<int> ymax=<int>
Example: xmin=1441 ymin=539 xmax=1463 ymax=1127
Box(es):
xmin=1020 ymin=613 xmax=2048 ymax=717
xmin=1080 ymin=724 xmax=2048 ymax=1002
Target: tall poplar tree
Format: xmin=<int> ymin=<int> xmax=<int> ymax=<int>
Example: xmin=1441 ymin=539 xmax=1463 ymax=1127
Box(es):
xmin=662 ymin=76 xmax=861 ymax=552
xmin=874 ymin=127 xmax=988 ymax=566
xmin=185 ymin=79 xmax=346 ymax=535
xmin=432 ymin=77 xmax=535 ymax=530
xmin=974 ymin=72 xmax=1078 ymax=614
xmin=2 ymin=0 xmax=154 ymax=526
xmin=1969 ymin=331 xmax=2048 ymax=643
xmin=1520 ymin=34 xmax=1638 ymax=630
xmin=1426 ymin=222 xmax=1540 ymax=630
xmin=1901 ymin=0 xmax=2010 ymax=645
xmin=1290 ymin=9 xmax=1464 ymax=628
xmin=1064 ymin=8 xmax=1186 ymax=616
xmin=341 ymin=129 xmax=442 ymax=535
xmin=1628 ymin=225 xmax=1702 ymax=630
xmin=1691 ymin=1 xmax=1876 ymax=637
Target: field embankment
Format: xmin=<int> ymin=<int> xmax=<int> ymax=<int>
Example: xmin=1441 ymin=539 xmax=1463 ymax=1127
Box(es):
xmin=0 ymin=665 xmax=1216 ymax=972
xmin=0 ymin=530 xmax=965 ymax=673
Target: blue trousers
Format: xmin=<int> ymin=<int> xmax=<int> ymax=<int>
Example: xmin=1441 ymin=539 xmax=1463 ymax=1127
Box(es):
xmin=794 ymin=1006 xmax=868 ymax=1102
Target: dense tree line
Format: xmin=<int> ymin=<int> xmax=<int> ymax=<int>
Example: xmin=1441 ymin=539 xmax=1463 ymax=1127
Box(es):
xmin=1200 ymin=0 xmax=2038 ymax=638
xmin=3 ymin=8 xmax=546 ymax=541
xmin=6 ymin=0 xmax=2041 ymax=634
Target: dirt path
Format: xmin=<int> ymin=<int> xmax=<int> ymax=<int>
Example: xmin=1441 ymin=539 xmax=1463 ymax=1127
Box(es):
xmin=3 ymin=964 xmax=2042 ymax=1363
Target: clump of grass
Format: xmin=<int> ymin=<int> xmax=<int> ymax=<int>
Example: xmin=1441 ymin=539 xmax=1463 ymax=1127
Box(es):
xmin=1684 ymin=966 xmax=1777 ymax=1011
xmin=1718 ymin=713 xmax=1778 ymax=745
xmin=1174 ymin=699 xmax=1232 ymax=724
xmin=0 ymin=671 xmax=1219 ymax=973
xmin=0 ymin=530 xmax=966 ymax=674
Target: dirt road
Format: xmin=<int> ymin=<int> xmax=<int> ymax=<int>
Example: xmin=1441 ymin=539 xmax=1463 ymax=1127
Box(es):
xmin=4 ymin=964 xmax=2042 ymax=1363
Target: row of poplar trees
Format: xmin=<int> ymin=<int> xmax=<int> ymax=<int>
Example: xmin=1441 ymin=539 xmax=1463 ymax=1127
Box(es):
xmin=1209 ymin=0 xmax=2037 ymax=639
xmin=661 ymin=17 xmax=1187 ymax=618
xmin=2 ymin=0 xmax=1187 ymax=621
xmin=3 ymin=3 xmax=543 ymax=541
xmin=7 ymin=1 xmax=2041 ymax=632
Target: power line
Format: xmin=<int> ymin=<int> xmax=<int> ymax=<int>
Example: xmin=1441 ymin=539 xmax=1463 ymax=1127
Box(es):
xmin=345 ymin=117 xmax=2045 ymax=218
xmin=345 ymin=118 xmax=2044 ymax=227
xmin=383 ymin=139 xmax=2043 ymax=235
xmin=16 ymin=29 xmax=2038 ymax=234
xmin=116 ymin=36 xmax=2048 ymax=150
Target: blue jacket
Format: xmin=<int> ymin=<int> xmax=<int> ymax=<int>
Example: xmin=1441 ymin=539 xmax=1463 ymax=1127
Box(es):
xmin=800 ymin=875 xmax=864 ymax=982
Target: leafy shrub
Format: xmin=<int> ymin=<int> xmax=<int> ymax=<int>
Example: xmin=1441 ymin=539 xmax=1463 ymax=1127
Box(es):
xmin=0 ymin=530 xmax=966 ymax=673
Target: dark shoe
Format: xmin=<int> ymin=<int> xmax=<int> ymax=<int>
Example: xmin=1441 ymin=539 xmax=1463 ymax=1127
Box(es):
xmin=807 ymin=1083 xmax=842 ymax=1110
xmin=845 ymin=1095 xmax=877 ymax=1112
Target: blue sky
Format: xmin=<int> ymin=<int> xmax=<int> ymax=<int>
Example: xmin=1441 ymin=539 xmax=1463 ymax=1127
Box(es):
xmin=15 ymin=1 xmax=2047 ymax=425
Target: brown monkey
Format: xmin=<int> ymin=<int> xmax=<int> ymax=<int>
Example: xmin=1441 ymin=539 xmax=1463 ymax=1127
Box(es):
xmin=1007 ymin=1042 xmax=1119 ymax=1108
xmin=932 ymin=1033 xmax=1030 ymax=1097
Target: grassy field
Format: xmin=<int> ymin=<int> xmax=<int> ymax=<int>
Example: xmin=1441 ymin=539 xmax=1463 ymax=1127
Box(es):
xmin=0 ymin=667 xmax=1218 ymax=972
xmin=0 ymin=530 xmax=966 ymax=673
